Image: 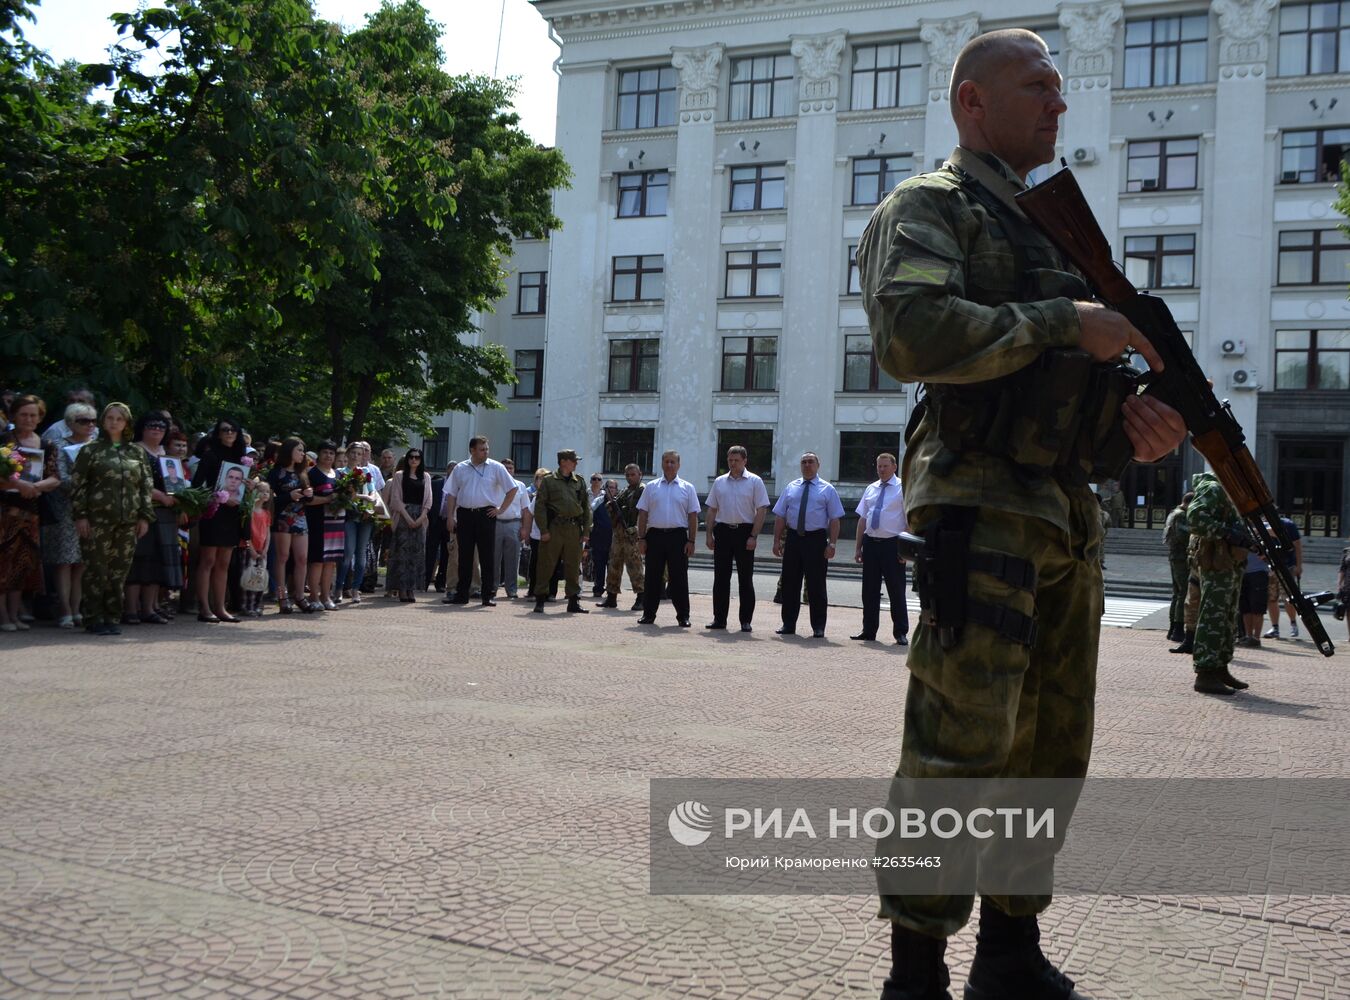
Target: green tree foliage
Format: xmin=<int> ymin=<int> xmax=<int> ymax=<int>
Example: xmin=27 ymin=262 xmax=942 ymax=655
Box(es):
xmin=0 ymin=0 xmax=567 ymax=447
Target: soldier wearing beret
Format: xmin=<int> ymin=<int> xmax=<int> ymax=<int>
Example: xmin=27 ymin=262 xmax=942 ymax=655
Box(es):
xmin=532 ymin=449 xmax=592 ymax=614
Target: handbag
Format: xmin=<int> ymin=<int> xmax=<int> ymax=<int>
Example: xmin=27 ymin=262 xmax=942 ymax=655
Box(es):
xmin=240 ymin=554 xmax=268 ymax=592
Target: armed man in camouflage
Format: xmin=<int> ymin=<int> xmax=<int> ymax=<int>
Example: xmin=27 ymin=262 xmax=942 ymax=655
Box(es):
xmin=857 ymin=29 xmax=1187 ymax=1000
xmin=1185 ymin=472 xmax=1249 ymax=695
xmin=1163 ymin=492 xmax=1194 ymax=644
xmin=596 ymin=462 xmax=645 ymax=610
xmin=532 ymin=449 xmax=592 ymax=615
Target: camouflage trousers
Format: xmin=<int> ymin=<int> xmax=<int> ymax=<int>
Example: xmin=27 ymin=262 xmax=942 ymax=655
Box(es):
xmin=1184 ymin=563 xmax=1201 ymax=632
xmin=1169 ymin=555 xmax=1189 ymax=627
xmin=606 ymin=525 xmax=644 ymax=596
xmin=879 ymin=494 xmax=1103 ymax=939
xmin=84 ymin=521 xmax=139 ymax=627
xmin=1193 ymin=568 xmax=1242 ymax=673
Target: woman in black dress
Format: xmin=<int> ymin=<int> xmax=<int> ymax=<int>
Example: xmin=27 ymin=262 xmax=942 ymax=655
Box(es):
xmin=123 ymin=410 xmax=182 ymax=624
xmin=387 ymin=449 xmax=432 ymax=601
xmin=304 ymin=440 xmax=343 ymax=611
xmin=191 ymin=418 xmax=245 ymax=623
xmin=266 ymin=438 xmax=312 ymax=613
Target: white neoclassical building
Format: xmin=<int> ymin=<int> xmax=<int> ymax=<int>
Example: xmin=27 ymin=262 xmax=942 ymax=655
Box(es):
xmin=430 ymin=0 xmax=1350 ymax=541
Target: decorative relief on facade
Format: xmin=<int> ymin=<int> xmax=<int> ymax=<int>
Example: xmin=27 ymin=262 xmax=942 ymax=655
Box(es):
xmin=671 ymin=44 xmax=723 ymax=122
xmin=1214 ymin=0 xmax=1277 ymax=67
xmin=920 ymin=14 xmax=979 ymax=100
xmin=790 ymin=31 xmax=846 ymax=114
xmin=1059 ymin=2 xmax=1121 ymax=78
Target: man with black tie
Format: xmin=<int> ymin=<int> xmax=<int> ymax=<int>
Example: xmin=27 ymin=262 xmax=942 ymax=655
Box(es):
xmin=704 ymin=445 xmax=770 ymax=632
xmin=772 ymin=453 xmax=844 ymax=638
xmin=635 ymin=450 xmax=700 ymax=627
xmin=852 ymin=452 xmax=910 ymax=646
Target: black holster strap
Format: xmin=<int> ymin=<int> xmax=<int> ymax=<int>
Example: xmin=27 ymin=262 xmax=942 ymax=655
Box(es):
xmin=966 ymin=599 xmax=1038 ymax=647
xmin=968 ymin=551 xmax=1037 ymax=592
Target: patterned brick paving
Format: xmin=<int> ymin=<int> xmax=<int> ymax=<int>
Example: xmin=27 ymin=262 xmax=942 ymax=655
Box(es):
xmin=1 ymin=595 xmax=1346 ymax=998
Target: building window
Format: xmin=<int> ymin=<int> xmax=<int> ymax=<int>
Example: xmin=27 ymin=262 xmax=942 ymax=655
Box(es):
xmin=839 ymin=431 xmax=901 ymax=483
xmin=720 ymin=336 xmax=778 ymax=391
xmin=1123 ymin=234 xmax=1195 ymax=288
xmin=1280 ymin=127 xmax=1350 ymax=183
xmin=849 ymin=41 xmax=923 ymax=111
xmin=851 ymin=155 xmax=914 ymax=205
xmin=729 ymin=164 xmax=786 ymax=212
xmin=1125 ymin=138 xmax=1199 ymax=191
xmin=1278 ymin=229 xmax=1350 ymax=285
xmin=725 ymin=249 xmax=783 ymax=298
xmin=1123 ymin=14 xmax=1208 ymax=89
xmin=616 ymin=66 xmax=677 ymax=130
xmin=603 ymin=427 xmax=655 ymax=474
xmin=729 ymin=54 xmax=794 ymax=121
xmin=511 ymin=430 xmax=540 ymax=474
xmin=843 ymin=333 xmax=902 ymax=392
xmin=1276 ymin=330 xmax=1350 ymax=389
xmin=608 ymin=338 xmax=660 ymax=393
xmin=512 ymin=350 xmax=542 ymax=399
xmin=846 ymin=245 xmax=861 ymax=295
xmin=422 ymin=426 xmax=450 ymax=470
xmin=1279 ymin=2 xmax=1350 ymax=77
xmin=716 ymin=428 xmax=775 ymax=480
xmin=517 ymin=271 xmax=546 ymax=314
xmin=617 ymin=170 xmax=669 ymax=217
xmin=611 ymin=255 xmax=665 ymax=302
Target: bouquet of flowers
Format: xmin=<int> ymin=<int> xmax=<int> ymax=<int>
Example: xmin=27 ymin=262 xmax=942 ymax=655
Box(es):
xmin=332 ymin=465 xmax=375 ymax=516
xmin=171 ymin=485 xmax=215 ymax=518
xmin=0 ymin=443 xmax=22 ymax=482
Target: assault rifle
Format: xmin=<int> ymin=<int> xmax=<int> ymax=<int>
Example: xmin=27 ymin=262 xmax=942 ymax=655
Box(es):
xmin=1017 ymin=166 xmax=1335 ymax=657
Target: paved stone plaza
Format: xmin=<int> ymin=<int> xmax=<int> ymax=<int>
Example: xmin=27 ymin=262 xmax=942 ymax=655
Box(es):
xmin=1 ymin=594 xmax=1347 ymax=999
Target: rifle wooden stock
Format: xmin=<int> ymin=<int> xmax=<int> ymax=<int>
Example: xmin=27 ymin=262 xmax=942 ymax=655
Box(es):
xmin=1015 ymin=166 xmax=1335 ymax=657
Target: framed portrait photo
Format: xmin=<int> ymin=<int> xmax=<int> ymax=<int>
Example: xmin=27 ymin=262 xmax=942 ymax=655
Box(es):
xmin=216 ymin=461 xmax=248 ymax=502
xmin=160 ymin=456 xmax=187 ymax=494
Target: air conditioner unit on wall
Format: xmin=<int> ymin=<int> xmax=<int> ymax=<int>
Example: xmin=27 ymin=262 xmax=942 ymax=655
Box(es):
xmin=1228 ymin=368 xmax=1260 ymax=390
xmin=1220 ymin=338 xmax=1247 ymax=357
xmin=1140 ymin=177 xmax=1159 ymax=191
xmin=1072 ymin=146 xmax=1097 ymax=165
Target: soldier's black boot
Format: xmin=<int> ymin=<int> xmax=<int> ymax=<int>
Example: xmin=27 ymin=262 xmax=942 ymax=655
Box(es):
xmin=1168 ymin=630 xmax=1194 ymax=654
xmin=1194 ymin=671 xmax=1236 ymax=695
xmin=596 ymin=593 xmax=618 ymax=608
xmin=1220 ymin=668 xmax=1249 ymax=690
xmin=566 ymin=596 xmax=589 ymax=614
xmin=964 ymin=899 xmax=1083 ymax=1000
xmin=1166 ymin=622 xmax=1182 ymax=642
xmin=630 ymin=592 xmax=644 ymax=611
xmin=533 ymin=596 xmax=546 ymax=614
xmin=879 ymin=923 xmax=951 ymax=1000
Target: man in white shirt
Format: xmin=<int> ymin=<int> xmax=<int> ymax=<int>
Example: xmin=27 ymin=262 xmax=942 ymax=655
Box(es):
xmin=492 ymin=458 xmax=529 ymax=599
xmin=636 ymin=450 xmax=701 ymax=627
xmin=704 ymin=444 xmax=770 ymax=632
xmin=852 ymin=452 xmax=910 ymax=645
xmin=444 ymin=436 xmax=519 ymax=607
xmin=771 ymin=453 xmax=845 ymax=638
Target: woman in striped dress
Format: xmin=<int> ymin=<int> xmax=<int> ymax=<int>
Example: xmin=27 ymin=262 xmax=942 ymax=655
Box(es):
xmin=304 ymin=441 xmax=344 ymax=612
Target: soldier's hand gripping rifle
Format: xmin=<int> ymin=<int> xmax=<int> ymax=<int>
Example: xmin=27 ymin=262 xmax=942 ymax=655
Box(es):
xmin=1016 ymin=166 xmax=1335 ymax=657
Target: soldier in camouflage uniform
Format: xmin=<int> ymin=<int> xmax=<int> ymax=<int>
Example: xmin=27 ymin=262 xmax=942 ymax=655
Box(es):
xmin=1163 ymin=493 xmax=1194 ymax=644
xmin=71 ymin=403 xmax=155 ymax=636
xmin=857 ymin=30 xmax=1187 ymax=1000
xmin=532 ymin=449 xmax=592 ymax=614
xmin=1185 ymin=472 xmax=1249 ymax=695
xmin=597 ymin=463 xmax=645 ymax=610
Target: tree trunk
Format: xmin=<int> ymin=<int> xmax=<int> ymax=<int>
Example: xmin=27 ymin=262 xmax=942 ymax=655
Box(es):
xmin=327 ymin=321 xmax=346 ymax=443
xmin=348 ymin=373 xmax=377 ymax=443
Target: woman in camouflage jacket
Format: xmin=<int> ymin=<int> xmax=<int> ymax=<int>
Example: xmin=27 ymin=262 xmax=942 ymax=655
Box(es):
xmin=72 ymin=403 xmax=154 ymax=636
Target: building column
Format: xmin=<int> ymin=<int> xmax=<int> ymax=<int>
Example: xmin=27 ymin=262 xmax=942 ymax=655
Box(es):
xmin=919 ymin=14 xmax=979 ymax=173
xmin=540 ymin=63 xmax=608 ymax=466
xmin=1206 ymin=0 xmax=1278 ymax=439
xmin=661 ymin=44 xmax=725 ymax=480
xmin=779 ymin=31 xmax=846 ymax=479
xmin=1058 ymin=3 xmax=1122 ymax=232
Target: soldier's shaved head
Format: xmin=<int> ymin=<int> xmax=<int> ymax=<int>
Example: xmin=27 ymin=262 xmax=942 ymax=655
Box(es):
xmin=948 ymin=29 xmax=1049 ymax=111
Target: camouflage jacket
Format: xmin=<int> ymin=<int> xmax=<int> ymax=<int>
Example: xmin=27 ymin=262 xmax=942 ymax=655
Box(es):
xmin=856 ymin=146 xmax=1086 ymax=531
xmin=71 ymin=439 xmax=155 ymax=525
xmin=1186 ymin=472 xmax=1246 ymax=572
xmin=608 ymin=482 xmax=644 ymax=530
xmin=534 ymin=469 xmax=592 ymax=535
xmin=1163 ymin=506 xmax=1190 ymax=559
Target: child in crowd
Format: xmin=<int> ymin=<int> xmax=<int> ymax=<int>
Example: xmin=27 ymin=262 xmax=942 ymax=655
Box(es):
xmin=241 ymin=481 xmax=273 ymax=616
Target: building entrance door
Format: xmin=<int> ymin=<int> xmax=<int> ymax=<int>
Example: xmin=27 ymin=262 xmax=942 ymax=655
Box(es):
xmin=1277 ymin=438 xmax=1344 ymax=537
xmin=1121 ymin=450 xmax=1183 ymax=528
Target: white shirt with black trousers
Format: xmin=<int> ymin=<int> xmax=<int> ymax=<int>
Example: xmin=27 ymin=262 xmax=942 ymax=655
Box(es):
xmin=855 ymin=474 xmax=910 ymax=643
xmin=705 ymin=468 xmax=770 ymax=629
xmin=636 ymin=475 xmax=701 ymax=624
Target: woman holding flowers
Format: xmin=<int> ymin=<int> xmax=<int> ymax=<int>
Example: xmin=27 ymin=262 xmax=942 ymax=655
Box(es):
xmin=304 ymin=440 xmax=344 ymax=611
xmin=387 ymin=448 xmax=432 ymax=601
xmin=266 ymin=438 xmax=312 ymax=613
xmin=42 ymin=402 xmax=97 ymax=628
xmin=123 ymin=410 xmax=182 ymax=625
xmin=71 ymin=403 xmax=154 ymax=636
xmin=337 ymin=441 xmax=383 ymax=604
xmin=190 ymin=419 xmax=245 ymax=623
xmin=1 ymin=395 xmax=59 ymax=631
